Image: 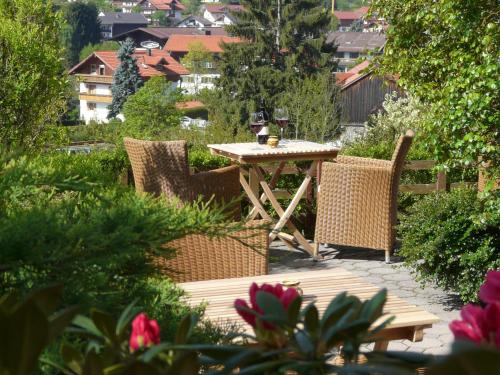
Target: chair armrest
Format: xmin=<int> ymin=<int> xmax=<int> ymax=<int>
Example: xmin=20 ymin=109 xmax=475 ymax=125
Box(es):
xmin=337 ymin=155 xmax=392 ymax=168
xmin=191 ymin=165 xmax=241 ymax=218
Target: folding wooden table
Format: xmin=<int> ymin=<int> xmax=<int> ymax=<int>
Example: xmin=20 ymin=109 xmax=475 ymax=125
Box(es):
xmin=207 ymin=141 xmax=338 ymax=257
xmin=180 ymin=268 xmax=440 ymax=351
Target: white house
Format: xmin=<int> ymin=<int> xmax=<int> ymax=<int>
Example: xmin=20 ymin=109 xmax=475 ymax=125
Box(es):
xmin=202 ymin=4 xmax=243 ymax=26
xmin=137 ymin=0 xmax=185 ymax=24
xmin=176 ymin=15 xmax=214 ymax=28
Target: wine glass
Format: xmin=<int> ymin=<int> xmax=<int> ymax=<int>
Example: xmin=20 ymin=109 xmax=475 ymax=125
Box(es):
xmin=274 ymin=108 xmax=289 ymax=144
xmin=249 ymin=112 xmax=264 ymax=145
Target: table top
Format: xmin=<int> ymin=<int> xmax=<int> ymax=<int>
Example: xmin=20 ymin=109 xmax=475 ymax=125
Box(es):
xmin=207 ymin=140 xmax=339 ymax=164
xmin=180 ymin=269 xmax=440 ymax=336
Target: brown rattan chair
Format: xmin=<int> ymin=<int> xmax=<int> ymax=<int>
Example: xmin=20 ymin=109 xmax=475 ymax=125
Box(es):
xmin=314 ymin=130 xmax=414 ymax=262
xmin=154 ymin=221 xmax=269 ymax=282
xmin=124 ymin=138 xmax=241 ymax=217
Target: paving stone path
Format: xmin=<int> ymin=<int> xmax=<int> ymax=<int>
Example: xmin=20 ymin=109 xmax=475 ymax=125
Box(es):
xmin=269 ymin=242 xmax=462 ymax=355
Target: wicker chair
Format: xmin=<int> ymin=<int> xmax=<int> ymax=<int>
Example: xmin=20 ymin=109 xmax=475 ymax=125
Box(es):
xmin=124 ymin=138 xmax=241 ymax=217
xmin=154 ymin=221 xmax=269 ymax=282
xmin=314 ymin=130 xmax=414 ymax=262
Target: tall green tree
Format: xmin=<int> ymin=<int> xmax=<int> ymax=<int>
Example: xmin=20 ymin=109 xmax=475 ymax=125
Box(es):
xmin=0 ymin=0 xmax=69 ymax=150
xmin=216 ymin=0 xmax=336 ymax=129
xmin=372 ymin=0 xmax=499 ymax=179
xmin=62 ymin=1 xmax=102 ymax=66
xmin=79 ymin=40 xmax=120 ymax=61
xmin=108 ymin=38 xmax=143 ymax=119
xmin=122 ymin=77 xmax=182 ymax=137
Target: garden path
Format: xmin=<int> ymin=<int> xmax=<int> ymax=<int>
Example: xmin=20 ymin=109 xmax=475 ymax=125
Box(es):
xmin=269 ymin=242 xmax=461 ymax=355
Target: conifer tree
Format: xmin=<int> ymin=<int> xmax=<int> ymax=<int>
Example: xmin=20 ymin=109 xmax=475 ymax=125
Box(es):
xmin=108 ymin=38 xmax=143 ymax=119
xmin=215 ymin=0 xmax=335 ymax=124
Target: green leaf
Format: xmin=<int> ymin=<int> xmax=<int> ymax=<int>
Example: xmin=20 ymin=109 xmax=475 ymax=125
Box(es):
xmin=255 ymin=291 xmax=287 ymax=326
xmin=90 ymin=309 xmax=117 ymax=343
xmin=72 ymin=315 xmax=104 ymax=338
xmin=302 ymin=303 xmax=319 ymax=336
xmin=286 ymin=295 xmax=302 ymax=327
xmin=175 ymin=313 xmax=198 ymax=345
xmin=165 ymin=351 xmax=200 ymax=375
xmin=115 ymin=300 xmax=139 ymax=338
xmin=23 ymin=284 xmax=63 ymax=316
xmin=48 ymin=305 xmax=79 ymax=343
xmin=359 ymin=289 xmax=387 ymax=322
xmin=294 ymin=330 xmax=314 ymax=356
xmin=61 ymin=344 xmax=84 ymax=373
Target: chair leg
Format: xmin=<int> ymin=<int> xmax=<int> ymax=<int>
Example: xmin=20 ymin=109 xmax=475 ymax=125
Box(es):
xmin=385 ymin=249 xmax=391 ymax=264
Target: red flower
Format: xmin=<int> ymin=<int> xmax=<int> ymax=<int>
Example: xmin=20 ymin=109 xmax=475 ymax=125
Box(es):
xmin=479 ymin=270 xmax=500 ymax=305
xmin=449 ymin=304 xmax=488 ymax=344
xmin=234 ymin=282 xmax=300 ymax=330
xmin=129 ymin=313 xmax=160 ymax=352
xmin=484 ymin=302 xmax=500 ymax=348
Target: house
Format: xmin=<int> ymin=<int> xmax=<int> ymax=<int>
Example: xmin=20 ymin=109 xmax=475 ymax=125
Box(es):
xmin=202 ymin=4 xmax=244 ymax=26
xmin=137 ymin=0 xmax=185 ymax=24
xmin=176 ymin=15 xmax=214 ymax=28
xmin=164 ymin=34 xmax=241 ymax=94
xmin=99 ymin=12 xmax=148 ymax=39
xmin=111 ymin=1 xmax=139 ymax=13
xmin=112 ymin=27 xmax=228 ymax=47
xmin=333 ymin=6 xmax=369 ymax=31
xmin=68 ymin=49 xmax=189 ymax=124
xmin=336 ymin=61 xmax=404 ymax=141
xmin=327 ymin=32 xmax=386 ymax=72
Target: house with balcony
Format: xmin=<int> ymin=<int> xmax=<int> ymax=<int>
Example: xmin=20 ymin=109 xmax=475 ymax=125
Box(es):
xmin=99 ymin=12 xmax=148 ymax=39
xmin=68 ymin=49 xmax=188 ymax=124
xmin=111 ymin=1 xmax=139 ymax=13
xmin=327 ymin=32 xmax=386 ymax=72
xmin=137 ymin=0 xmax=185 ymax=24
xmin=201 ymin=4 xmax=244 ymax=26
xmin=163 ymin=34 xmax=241 ymax=94
xmin=176 ymin=15 xmax=214 ymax=28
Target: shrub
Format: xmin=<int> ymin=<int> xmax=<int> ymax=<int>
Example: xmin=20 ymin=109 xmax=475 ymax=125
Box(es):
xmin=398 ymin=189 xmax=500 ymax=303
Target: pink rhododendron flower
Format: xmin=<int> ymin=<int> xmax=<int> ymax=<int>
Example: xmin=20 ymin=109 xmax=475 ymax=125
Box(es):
xmin=449 ymin=304 xmax=488 ymax=344
xmin=479 ymin=270 xmax=500 ymax=304
xmin=129 ymin=313 xmax=160 ymax=352
xmin=234 ymin=282 xmax=300 ymax=330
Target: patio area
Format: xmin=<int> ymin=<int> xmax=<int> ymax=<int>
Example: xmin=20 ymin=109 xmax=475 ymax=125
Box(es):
xmin=270 ymin=241 xmax=461 ymax=355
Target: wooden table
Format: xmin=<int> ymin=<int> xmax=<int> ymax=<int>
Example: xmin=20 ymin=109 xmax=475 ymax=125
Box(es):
xmin=180 ymin=269 xmax=440 ymax=350
xmin=207 ymin=141 xmax=338 ymax=257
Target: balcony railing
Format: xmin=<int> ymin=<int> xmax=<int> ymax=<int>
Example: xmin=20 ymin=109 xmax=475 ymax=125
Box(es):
xmin=76 ymin=74 xmax=113 ymax=84
xmin=79 ymin=93 xmax=112 ymax=104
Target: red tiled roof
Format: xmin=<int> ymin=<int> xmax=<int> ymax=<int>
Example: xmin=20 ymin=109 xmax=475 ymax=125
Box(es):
xmin=164 ymin=35 xmax=242 ymax=53
xmin=204 ymin=4 xmax=244 ymax=13
xmin=141 ymin=0 xmax=185 ymax=11
xmin=334 ymin=6 xmax=369 ymax=20
xmin=336 ymin=60 xmax=371 ymax=86
xmin=69 ymin=49 xmax=189 ymax=78
xmin=175 ymin=100 xmax=205 ymax=110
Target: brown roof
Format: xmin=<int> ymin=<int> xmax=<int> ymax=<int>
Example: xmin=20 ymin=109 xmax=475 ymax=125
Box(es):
xmin=334 ymin=6 xmax=369 ymax=20
xmin=327 ymin=32 xmax=386 ymax=53
xmin=164 ymin=35 xmax=242 ymax=53
xmin=112 ymin=27 xmax=228 ymax=41
xmin=140 ymin=0 xmax=185 ymax=11
xmin=69 ymin=49 xmax=189 ymax=78
xmin=336 ymin=60 xmax=371 ymax=87
xmin=175 ymin=100 xmax=205 ymax=110
xmin=204 ymin=4 xmax=244 ymax=13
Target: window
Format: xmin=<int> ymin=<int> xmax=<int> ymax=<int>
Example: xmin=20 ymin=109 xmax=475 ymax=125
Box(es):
xmin=99 ymin=65 xmax=105 ymax=75
xmin=201 ymin=76 xmax=212 ymax=84
xmin=183 ymin=76 xmax=194 ymax=83
xmin=87 ymin=84 xmax=96 ymax=94
xmin=87 ymin=102 xmax=96 ymax=110
xmin=349 ymin=52 xmax=359 ymax=58
xmin=90 ymin=64 xmax=97 ymax=74
xmin=205 ymin=61 xmax=213 ymax=69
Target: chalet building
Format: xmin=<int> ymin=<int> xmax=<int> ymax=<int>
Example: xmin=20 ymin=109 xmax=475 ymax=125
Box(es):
xmin=137 ymin=0 xmax=185 ymax=24
xmin=69 ymin=49 xmax=188 ymax=124
xmin=327 ymin=32 xmax=386 ymax=72
xmin=336 ymin=61 xmax=404 ymax=141
xmin=99 ymin=12 xmax=148 ymax=39
xmin=201 ymin=4 xmax=244 ymax=26
xmin=333 ymin=6 xmax=369 ymax=31
xmin=163 ymin=34 xmax=241 ymax=94
xmin=112 ymin=26 xmax=228 ymax=47
xmin=111 ymin=1 xmax=139 ymax=13
xmin=176 ymin=15 xmax=214 ymax=28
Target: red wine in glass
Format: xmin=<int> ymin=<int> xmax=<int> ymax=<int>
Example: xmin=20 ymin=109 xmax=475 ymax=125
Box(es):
xmin=274 ymin=108 xmax=289 ymax=143
xmin=250 ymin=122 xmax=263 ymax=134
xmin=249 ymin=112 xmax=265 ymax=145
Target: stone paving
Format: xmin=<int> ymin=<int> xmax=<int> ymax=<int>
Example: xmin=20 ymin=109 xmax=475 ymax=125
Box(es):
xmin=269 ymin=241 xmax=462 ymax=355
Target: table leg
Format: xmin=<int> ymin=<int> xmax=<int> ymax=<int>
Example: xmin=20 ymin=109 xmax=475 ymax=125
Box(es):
xmin=239 ymin=171 xmax=272 ymax=221
xmin=248 ymin=162 xmax=286 ymax=220
xmin=253 ymin=167 xmax=311 ymax=252
xmin=269 ymin=161 xmax=318 ymax=256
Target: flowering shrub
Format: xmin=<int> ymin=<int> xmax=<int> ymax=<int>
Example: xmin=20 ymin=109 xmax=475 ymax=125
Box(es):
xmin=450 ymin=270 xmax=500 ymax=348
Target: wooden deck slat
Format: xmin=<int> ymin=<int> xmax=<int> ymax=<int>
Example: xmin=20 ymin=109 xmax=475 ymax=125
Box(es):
xmin=180 ymin=269 xmax=439 ymax=341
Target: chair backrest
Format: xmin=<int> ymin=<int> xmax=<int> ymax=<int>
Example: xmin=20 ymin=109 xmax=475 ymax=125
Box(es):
xmin=123 ymin=138 xmax=192 ymax=200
